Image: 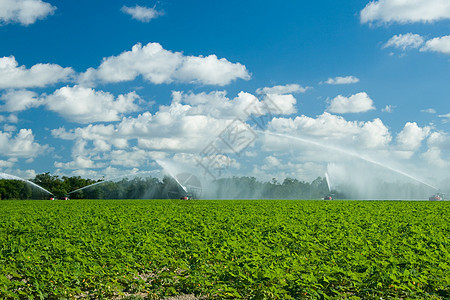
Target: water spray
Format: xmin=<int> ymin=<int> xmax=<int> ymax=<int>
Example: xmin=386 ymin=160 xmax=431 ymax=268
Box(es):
xmin=68 ymin=170 xmax=157 ymax=195
xmin=155 ymin=159 xmax=189 ymax=194
xmin=0 ymin=172 xmax=52 ymax=195
xmin=325 ymin=172 xmax=332 ymax=193
xmin=260 ymin=130 xmax=439 ymax=191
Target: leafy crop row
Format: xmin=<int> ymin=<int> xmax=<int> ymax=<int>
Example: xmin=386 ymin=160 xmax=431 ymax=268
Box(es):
xmin=0 ymin=200 xmax=448 ymax=299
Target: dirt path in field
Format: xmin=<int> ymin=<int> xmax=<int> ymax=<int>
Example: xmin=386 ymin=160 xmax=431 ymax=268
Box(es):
xmin=164 ymin=295 xmax=198 ymax=300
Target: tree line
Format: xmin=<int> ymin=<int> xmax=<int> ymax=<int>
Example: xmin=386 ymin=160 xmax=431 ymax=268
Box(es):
xmin=0 ymin=173 xmax=339 ymax=200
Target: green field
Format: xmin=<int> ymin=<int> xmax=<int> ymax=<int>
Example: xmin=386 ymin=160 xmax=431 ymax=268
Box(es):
xmin=0 ymin=200 xmax=448 ymax=299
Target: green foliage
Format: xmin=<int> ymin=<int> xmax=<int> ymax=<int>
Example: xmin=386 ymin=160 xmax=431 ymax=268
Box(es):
xmin=1 ymin=174 xmax=336 ymax=200
xmin=0 ymin=200 xmax=448 ymax=299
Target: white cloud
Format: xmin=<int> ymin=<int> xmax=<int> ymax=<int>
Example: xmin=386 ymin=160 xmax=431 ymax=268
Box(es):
xmin=421 ymin=35 xmax=450 ymax=55
xmin=383 ymin=33 xmax=424 ymax=50
xmin=44 ymin=85 xmax=142 ymax=123
xmin=358 ymin=119 xmax=392 ymax=149
xmin=421 ymin=108 xmax=436 ymax=114
xmin=262 ymin=94 xmax=297 ymax=115
xmin=322 ymin=76 xmax=360 ymax=85
xmin=0 ymin=159 xmax=15 ymax=168
xmin=382 ymin=105 xmax=395 ymax=113
xmin=79 ymin=42 xmax=250 ymax=86
xmin=422 ymin=132 xmax=450 ymax=167
xmin=263 ymin=156 xmax=282 ymax=169
xmin=396 ymin=122 xmax=430 ymax=151
xmin=121 ymin=5 xmax=162 ymax=22
xmin=51 ymin=90 xmax=265 ymax=169
xmin=109 ymin=149 xmax=155 ymax=167
xmin=0 ymin=129 xmax=47 ymax=158
xmin=0 ymin=90 xmax=42 ymax=112
xmin=268 ymin=112 xmax=392 ymax=150
xmin=54 ymin=156 xmax=100 ymax=170
xmin=327 ymin=92 xmax=375 ymax=114
xmin=256 ymin=84 xmax=309 ymax=95
xmin=0 ymin=114 xmax=19 ymax=123
xmin=361 ymin=0 xmax=450 ymax=25
xmin=438 ymin=113 xmax=450 ymax=122
xmin=3 ymin=124 xmax=16 ymax=132
xmin=0 ymin=0 xmax=55 ymax=25
xmin=0 ymin=56 xmax=74 ymax=89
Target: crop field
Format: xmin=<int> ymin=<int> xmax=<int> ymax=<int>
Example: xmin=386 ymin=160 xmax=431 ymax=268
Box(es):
xmin=0 ymin=200 xmax=448 ymax=299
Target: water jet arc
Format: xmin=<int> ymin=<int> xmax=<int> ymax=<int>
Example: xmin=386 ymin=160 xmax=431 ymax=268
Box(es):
xmin=155 ymin=159 xmax=189 ymax=194
xmin=0 ymin=172 xmax=52 ymax=195
xmin=260 ymin=130 xmax=438 ymax=191
xmin=68 ymin=171 xmax=156 ymax=195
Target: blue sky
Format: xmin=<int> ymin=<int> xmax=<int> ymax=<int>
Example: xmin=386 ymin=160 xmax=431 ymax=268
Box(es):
xmin=0 ymin=0 xmax=449 ymax=190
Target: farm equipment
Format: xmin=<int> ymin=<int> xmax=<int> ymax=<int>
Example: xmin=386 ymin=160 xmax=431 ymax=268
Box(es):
xmin=324 ymin=194 xmax=334 ymax=200
xmin=429 ymin=193 xmax=444 ymax=201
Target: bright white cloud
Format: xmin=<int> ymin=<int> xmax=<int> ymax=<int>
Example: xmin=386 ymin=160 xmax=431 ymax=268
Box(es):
xmin=358 ymin=119 xmax=392 ymax=149
xmin=51 ymin=90 xmax=265 ymax=169
xmin=0 ymin=0 xmax=55 ymax=25
xmin=422 ymin=132 xmax=450 ymax=167
xmin=0 ymin=129 xmax=47 ymax=158
xmin=0 ymin=90 xmax=42 ymax=112
xmin=256 ymin=84 xmax=309 ymax=95
xmin=121 ymin=5 xmax=162 ymax=22
xmin=268 ymin=112 xmax=392 ymax=149
xmin=0 ymin=159 xmax=15 ymax=168
xmin=44 ymin=85 xmax=142 ymax=123
xmin=79 ymin=42 xmax=250 ymax=86
xmin=421 ymin=35 xmax=450 ymax=55
xmin=322 ymin=76 xmax=360 ymax=85
xmin=327 ymin=92 xmax=375 ymax=114
xmin=54 ymin=156 xmax=100 ymax=170
xmin=262 ymin=94 xmax=297 ymax=115
xmin=361 ymin=0 xmax=450 ymax=24
xmin=0 ymin=56 xmax=74 ymax=89
xmin=383 ymin=33 xmax=424 ymax=50
xmin=396 ymin=122 xmax=430 ymax=151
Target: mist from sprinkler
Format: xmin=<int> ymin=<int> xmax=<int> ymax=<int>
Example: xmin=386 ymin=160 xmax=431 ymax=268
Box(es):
xmin=260 ymin=130 xmax=438 ymax=191
xmin=0 ymin=172 xmax=52 ymax=195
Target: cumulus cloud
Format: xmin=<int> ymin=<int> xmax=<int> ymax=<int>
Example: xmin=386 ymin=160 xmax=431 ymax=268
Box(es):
xmin=422 ymin=132 xmax=450 ymax=167
xmin=256 ymin=84 xmax=309 ymax=95
xmin=51 ymin=90 xmax=267 ymax=169
xmin=0 ymin=129 xmax=47 ymax=158
xmin=420 ymin=35 xmax=450 ymax=55
xmin=54 ymin=156 xmax=100 ymax=170
xmin=322 ymin=76 xmax=360 ymax=85
xmin=79 ymin=42 xmax=250 ymax=86
xmin=0 ymin=0 xmax=55 ymax=25
xmin=0 ymin=90 xmax=42 ymax=112
xmin=121 ymin=5 xmax=163 ymax=22
xmin=0 ymin=114 xmax=18 ymax=123
xmin=0 ymin=159 xmax=15 ymax=168
xmin=383 ymin=33 xmax=425 ymax=50
xmin=268 ymin=112 xmax=392 ymax=149
xmin=261 ymin=94 xmax=297 ymax=115
xmin=0 ymin=56 xmax=74 ymax=89
xmin=44 ymin=85 xmax=142 ymax=123
xmin=360 ymin=0 xmax=450 ymax=25
xmin=327 ymin=92 xmax=375 ymax=114
xmin=396 ymin=122 xmax=430 ymax=151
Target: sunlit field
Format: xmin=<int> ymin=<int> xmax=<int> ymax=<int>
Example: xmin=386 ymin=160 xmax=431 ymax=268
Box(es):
xmin=0 ymin=199 xmax=448 ymax=299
